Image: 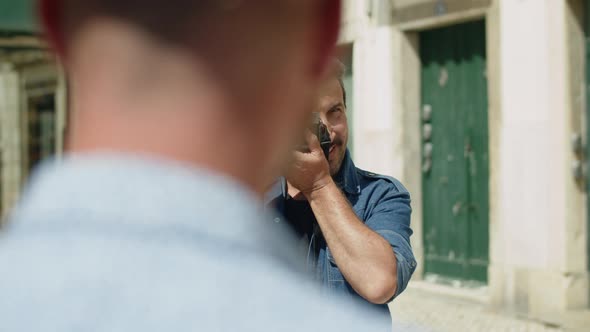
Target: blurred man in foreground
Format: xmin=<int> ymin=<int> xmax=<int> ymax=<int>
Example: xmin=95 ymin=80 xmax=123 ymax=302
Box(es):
xmin=268 ymin=60 xmax=416 ymax=328
xmin=0 ymin=1 xmax=391 ymax=331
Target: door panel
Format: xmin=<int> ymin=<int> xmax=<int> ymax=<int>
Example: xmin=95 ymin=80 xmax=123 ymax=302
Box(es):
xmin=421 ymin=20 xmax=489 ymax=282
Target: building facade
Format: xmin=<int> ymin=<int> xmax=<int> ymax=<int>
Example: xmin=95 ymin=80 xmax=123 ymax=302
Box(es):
xmin=340 ymin=0 xmax=590 ymax=329
xmin=0 ymin=0 xmax=67 ymax=221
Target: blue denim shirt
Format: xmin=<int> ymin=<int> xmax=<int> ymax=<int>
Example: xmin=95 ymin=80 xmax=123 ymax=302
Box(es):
xmin=267 ymin=150 xmax=417 ymax=316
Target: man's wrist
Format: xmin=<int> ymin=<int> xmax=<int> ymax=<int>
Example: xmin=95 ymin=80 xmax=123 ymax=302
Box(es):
xmin=303 ymin=176 xmax=336 ymax=201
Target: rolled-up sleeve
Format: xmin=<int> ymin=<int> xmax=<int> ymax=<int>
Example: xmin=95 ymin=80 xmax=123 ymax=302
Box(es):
xmin=364 ymin=186 xmax=416 ymax=301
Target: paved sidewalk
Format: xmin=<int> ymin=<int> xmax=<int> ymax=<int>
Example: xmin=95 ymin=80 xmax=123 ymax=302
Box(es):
xmin=388 ymin=286 xmax=563 ymax=332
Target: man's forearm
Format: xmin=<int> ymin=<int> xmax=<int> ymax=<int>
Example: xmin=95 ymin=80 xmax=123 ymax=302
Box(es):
xmin=306 ymin=179 xmax=398 ymax=304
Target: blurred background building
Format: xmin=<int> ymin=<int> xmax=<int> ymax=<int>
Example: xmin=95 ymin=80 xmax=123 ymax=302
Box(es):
xmin=0 ymin=0 xmax=589 ymax=331
xmin=0 ymin=0 xmax=66 ymax=223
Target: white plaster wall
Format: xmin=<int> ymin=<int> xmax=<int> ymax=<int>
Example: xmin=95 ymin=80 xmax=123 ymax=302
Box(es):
xmin=340 ymin=1 xmax=406 ymax=179
xmin=339 ymin=0 xmax=366 ymax=44
xmin=353 ymin=27 xmax=401 ymax=176
xmin=498 ymin=0 xmax=568 ymax=271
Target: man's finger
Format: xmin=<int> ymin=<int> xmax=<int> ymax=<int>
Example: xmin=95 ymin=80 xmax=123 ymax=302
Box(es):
xmin=291 ymin=149 xmax=307 ymax=159
xmin=304 ymin=129 xmax=322 ymax=153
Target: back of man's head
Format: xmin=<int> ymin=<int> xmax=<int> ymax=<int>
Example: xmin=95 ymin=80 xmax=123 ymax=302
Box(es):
xmin=38 ymin=0 xmax=341 ymax=194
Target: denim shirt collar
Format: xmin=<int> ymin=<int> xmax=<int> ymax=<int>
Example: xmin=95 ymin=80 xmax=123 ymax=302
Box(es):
xmin=333 ymin=149 xmax=361 ymax=196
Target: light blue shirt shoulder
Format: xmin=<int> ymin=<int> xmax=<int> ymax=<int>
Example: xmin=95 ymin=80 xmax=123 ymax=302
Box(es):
xmin=0 ymin=155 xmax=396 ymax=332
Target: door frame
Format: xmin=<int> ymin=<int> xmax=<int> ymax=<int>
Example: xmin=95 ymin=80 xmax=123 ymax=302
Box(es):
xmin=19 ymin=62 xmax=67 ymax=178
xmin=391 ymin=4 xmax=500 ymax=288
xmin=0 ymin=51 xmax=65 ymax=221
xmin=584 ymin=0 xmax=590 ymax=291
xmin=418 ymin=20 xmax=490 ymax=283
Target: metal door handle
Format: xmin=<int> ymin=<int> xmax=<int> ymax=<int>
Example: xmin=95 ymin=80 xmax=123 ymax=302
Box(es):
xmin=423 ymin=124 xmax=433 ymax=141
xmin=422 ymin=105 xmax=432 ymax=122
xmin=452 ymin=201 xmax=463 ymax=216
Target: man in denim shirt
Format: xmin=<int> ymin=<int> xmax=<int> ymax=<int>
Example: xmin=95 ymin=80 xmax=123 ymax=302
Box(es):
xmin=268 ymin=61 xmax=417 ymax=323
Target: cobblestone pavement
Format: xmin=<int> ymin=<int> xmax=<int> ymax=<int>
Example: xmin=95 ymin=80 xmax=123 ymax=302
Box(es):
xmin=388 ymin=286 xmax=563 ymax=332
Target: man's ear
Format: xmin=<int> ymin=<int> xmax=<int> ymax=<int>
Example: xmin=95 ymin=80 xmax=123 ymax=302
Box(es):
xmin=38 ymin=0 xmax=66 ymax=57
xmin=312 ymin=0 xmax=341 ymax=77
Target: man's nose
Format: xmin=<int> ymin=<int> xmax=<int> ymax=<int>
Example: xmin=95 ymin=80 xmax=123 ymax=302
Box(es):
xmin=318 ymin=112 xmax=335 ymax=141
xmin=324 ymin=122 xmax=336 ymax=142
xmin=329 ymin=127 xmax=337 ymax=142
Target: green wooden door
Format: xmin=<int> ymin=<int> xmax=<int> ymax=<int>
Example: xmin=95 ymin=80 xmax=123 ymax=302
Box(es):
xmin=420 ymin=20 xmax=489 ymax=283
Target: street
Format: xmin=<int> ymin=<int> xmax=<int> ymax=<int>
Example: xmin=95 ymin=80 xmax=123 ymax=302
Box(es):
xmin=389 ymin=285 xmax=564 ymax=332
